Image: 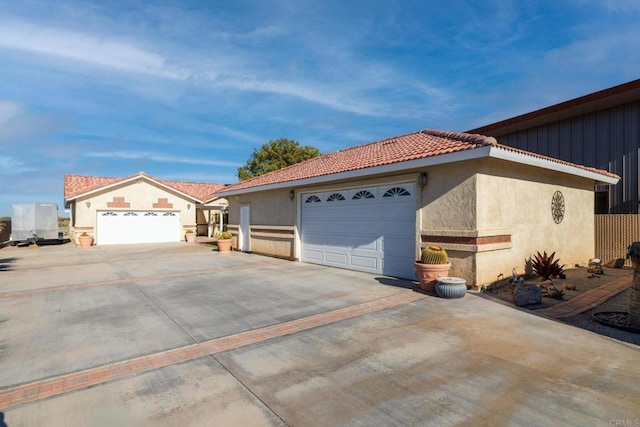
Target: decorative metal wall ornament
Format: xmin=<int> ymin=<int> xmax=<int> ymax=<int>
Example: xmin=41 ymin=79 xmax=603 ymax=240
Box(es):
xmin=551 ymin=191 xmax=565 ymax=224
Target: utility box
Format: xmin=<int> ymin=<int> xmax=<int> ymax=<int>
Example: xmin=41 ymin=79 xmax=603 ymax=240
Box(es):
xmin=10 ymin=203 xmax=60 ymax=243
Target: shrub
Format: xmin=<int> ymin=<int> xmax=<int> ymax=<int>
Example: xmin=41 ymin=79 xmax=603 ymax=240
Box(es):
xmin=420 ymin=245 xmax=449 ymax=264
xmin=218 ymin=231 xmax=233 ymax=240
xmin=532 ymin=251 xmax=565 ymax=280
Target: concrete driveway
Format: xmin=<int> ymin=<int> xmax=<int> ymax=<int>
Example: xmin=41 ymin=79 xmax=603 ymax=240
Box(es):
xmin=0 ymin=243 xmax=638 ymax=426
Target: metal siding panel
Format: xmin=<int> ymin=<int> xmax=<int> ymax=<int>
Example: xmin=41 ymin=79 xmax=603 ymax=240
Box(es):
xmin=558 ymin=120 xmax=572 ymax=161
xmin=548 ymin=122 xmax=560 ymax=158
xmin=516 ymin=130 xmax=528 ymax=150
xmin=527 ymin=128 xmax=538 ymax=153
xmin=596 ymin=109 xmax=612 ymax=171
xmin=571 ymin=117 xmax=584 ymax=165
xmin=537 ymin=125 xmax=549 ymax=156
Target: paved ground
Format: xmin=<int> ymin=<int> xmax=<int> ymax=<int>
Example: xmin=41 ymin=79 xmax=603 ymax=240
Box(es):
xmin=0 ymin=243 xmax=638 ymax=426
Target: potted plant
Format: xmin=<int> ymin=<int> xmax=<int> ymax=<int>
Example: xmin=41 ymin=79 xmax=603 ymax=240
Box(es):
xmin=78 ymin=232 xmax=93 ymax=247
xmin=435 ymin=277 xmax=467 ymax=299
xmin=185 ymin=229 xmax=196 ymax=243
xmin=216 ymin=231 xmax=233 ymax=253
xmin=414 ymin=245 xmax=451 ymax=291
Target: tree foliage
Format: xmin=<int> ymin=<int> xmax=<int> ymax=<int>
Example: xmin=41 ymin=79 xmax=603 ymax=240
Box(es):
xmin=237 ymin=138 xmax=320 ymax=181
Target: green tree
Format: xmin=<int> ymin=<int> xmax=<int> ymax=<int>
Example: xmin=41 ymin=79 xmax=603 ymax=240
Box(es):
xmin=237 ymin=138 xmax=320 ymax=181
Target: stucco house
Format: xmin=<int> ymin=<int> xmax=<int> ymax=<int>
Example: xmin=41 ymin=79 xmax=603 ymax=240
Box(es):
xmin=64 ymin=172 xmax=227 ymax=245
xmin=214 ymin=128 xmax=618 ymax=287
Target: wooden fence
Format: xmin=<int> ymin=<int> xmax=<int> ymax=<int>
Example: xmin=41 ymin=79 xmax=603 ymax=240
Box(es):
xmin=595 ymin=215 xmax=640 ymax=265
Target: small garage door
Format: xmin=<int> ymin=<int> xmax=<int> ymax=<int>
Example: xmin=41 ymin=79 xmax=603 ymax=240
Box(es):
xmin=96 ymin=211 xmax=181 ymax=245
xmin=301 ymin=183 xmax=416 ymax=279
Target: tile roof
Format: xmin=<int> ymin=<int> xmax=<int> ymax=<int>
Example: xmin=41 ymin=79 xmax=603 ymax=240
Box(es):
xmin=64 ymin=172 xmax=226 ymax=202
xmin=218 ymin=128 xmax=618 ymax=194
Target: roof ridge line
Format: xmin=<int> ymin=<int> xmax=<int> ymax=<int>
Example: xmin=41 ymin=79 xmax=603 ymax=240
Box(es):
xmin=420 ymin=128 xmax=497 ymax=146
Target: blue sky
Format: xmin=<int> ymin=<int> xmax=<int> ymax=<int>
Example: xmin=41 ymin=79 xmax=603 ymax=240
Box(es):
xmin=1 ymin=0 xmax=638 ymax=217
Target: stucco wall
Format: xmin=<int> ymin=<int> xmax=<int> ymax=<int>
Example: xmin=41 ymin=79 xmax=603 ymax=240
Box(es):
xmin=72 ymin=180 xmax=196 ymax=238
xmin=419 ymin=163 xmax=477 ymax=231
xmin=228 ymin=188 xmax=295 ymax=226
xmin=474 ymin=158 xmax=596 ymax=286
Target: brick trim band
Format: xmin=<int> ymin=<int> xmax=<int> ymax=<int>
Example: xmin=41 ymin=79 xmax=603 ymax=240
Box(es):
xmin=421 ymin=234 xmax=511 ymax=245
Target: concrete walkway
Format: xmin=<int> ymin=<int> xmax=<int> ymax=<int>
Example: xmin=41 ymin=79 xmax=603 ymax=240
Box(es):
xmin=535 ymin=275 xmax=632 ymax=318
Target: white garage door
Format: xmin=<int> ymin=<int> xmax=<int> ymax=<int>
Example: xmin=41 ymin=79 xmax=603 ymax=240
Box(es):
xmin=96 ymin=211 xmax=181 ymax=245
xmin=301 ymin=183 xmax=416 ymax=279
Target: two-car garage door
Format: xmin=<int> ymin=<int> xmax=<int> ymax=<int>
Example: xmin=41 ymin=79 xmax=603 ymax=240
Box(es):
xmin=96 ymin=211 xmax=181 ymax=245
xmin=300 ymin=183 xmax=416 ymax=279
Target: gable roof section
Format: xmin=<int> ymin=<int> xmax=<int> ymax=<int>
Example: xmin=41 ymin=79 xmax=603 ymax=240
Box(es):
xmin=468 ymin=79 xmax=640 ymax=136
xmin=217 ymin=128 xmax=619 ymax=196
xmin=64 ymin=172 xmax=225 ymax=204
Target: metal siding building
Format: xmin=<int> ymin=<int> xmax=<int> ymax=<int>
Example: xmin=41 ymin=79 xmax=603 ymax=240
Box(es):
xmin=469 ymin=80 xmax=640 ymax=214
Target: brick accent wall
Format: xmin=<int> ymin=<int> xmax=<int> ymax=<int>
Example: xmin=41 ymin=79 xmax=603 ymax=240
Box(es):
xmin=107 ymin=197 xmax=131 ymax=208
xmin=152 ymin=198 xmax=173 ymax=209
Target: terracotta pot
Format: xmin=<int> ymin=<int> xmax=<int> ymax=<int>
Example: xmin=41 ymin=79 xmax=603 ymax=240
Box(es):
xmin=217 ymin=239 xmax=232 ymax=253
xmin=414 ymin=261 xmax=451 ymax=291
xmin=185 ymin=232 xmax=196 ymax=243
xmin=78 ymin=235 xmax=94 ymax=247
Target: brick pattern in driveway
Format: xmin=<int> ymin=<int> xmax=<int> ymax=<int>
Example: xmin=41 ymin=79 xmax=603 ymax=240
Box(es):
xmin=0 ymin=290 xmax=425 ymax=410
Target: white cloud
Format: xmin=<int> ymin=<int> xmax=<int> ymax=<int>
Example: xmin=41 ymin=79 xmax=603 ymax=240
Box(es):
xmin=84 ymin=151 xmax=241 ymax=167
xmin=0 ymin=100 xmax=65 ymax=144
xmin=0 ymin=17 xmax=452 ymax=118
xmin=0 ymin=20 xmax=184 ymax=79
xmin=0 ymin=100 xmax=23 ymax=125
xmin=0 ymin=155 xmax=36 ymax=174
xmin=544 ymin=27 xmax=640 ymax=71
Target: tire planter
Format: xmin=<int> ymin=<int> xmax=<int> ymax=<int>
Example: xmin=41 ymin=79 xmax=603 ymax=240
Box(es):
xmin=435 ymin=277 xmax=467 ymax=299
xmin=414 ymin=262 xmax=451 ymax=291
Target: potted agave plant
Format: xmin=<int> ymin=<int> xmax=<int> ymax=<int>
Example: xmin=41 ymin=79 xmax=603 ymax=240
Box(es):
xmin=414 ymin=245 xmax=451 ymax=291
xmin=216 ymin=231 xmax=233 ymax=253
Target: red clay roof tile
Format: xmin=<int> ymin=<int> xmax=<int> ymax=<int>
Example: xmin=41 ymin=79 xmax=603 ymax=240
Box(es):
xmin=218 ymin=128 xmax=618 ymax=194
xmin=64 ymin=172 xmax=225 ymax=202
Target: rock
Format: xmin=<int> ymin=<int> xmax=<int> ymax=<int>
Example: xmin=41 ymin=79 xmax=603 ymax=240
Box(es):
xmin=543 ymin=285 xmax=564 ymax=300
xmin=587 ymin=266 xmax=604 ymax=274
xmin=562 ymin=283 xmax=577 ymax=291
xmin=514 ymin=282 xmax=542 ymax=306
xmin=603 ymin=258 xmax=625 ymax=268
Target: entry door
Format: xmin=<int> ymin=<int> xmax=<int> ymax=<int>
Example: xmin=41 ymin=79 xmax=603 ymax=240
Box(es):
xmin=239 ymin=205 xmax=250 ymax=251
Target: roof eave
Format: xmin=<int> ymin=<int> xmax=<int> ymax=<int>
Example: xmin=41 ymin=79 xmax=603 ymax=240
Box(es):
xmin=488 ymin=147 xmax=620 ymax=185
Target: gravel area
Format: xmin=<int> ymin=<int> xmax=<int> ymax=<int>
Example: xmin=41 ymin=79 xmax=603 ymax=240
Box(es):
xmin=562 ymin=289 xmax=640 ymax=347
